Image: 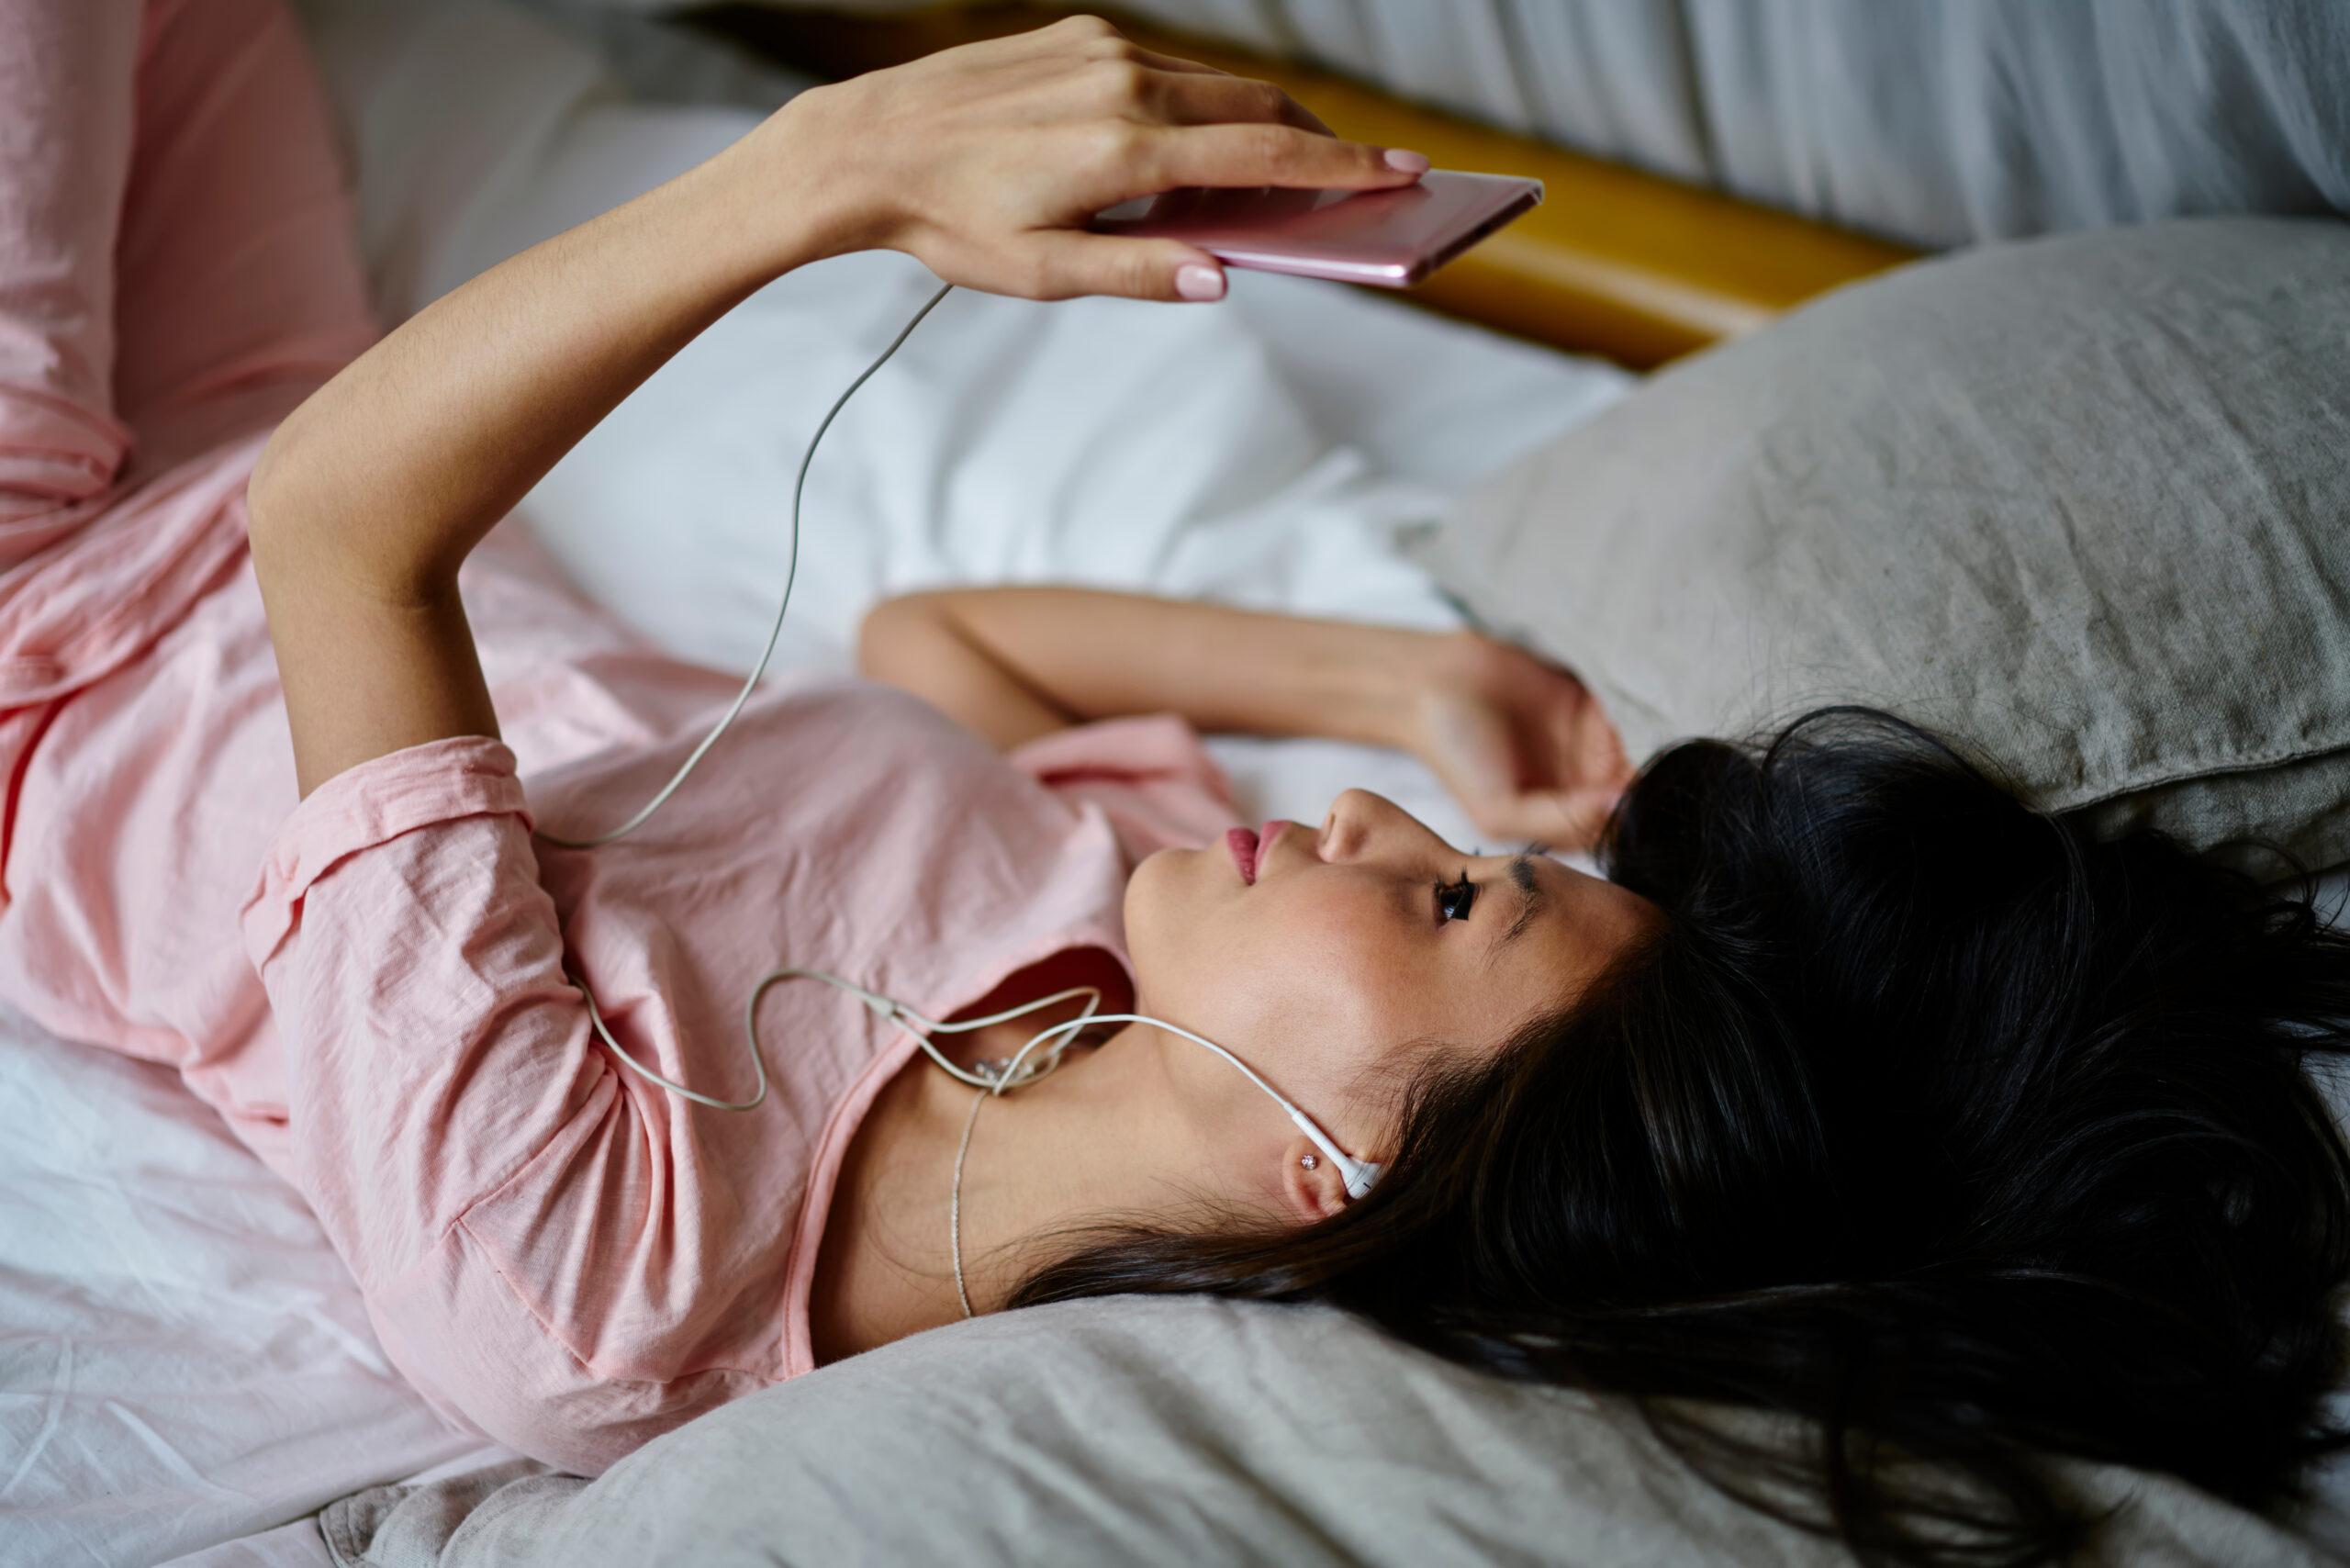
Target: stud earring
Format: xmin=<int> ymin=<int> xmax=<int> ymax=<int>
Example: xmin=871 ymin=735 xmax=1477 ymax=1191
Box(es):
xmin=1300 ymin=1154 xmax=1319 ymax=1170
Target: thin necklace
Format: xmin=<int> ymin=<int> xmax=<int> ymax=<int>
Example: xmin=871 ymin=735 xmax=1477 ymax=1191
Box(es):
xmin=948 ymin=1026 xmax=1107 ymax=1320
xmin=949 ymin=1082 xmax=988 ymax=1320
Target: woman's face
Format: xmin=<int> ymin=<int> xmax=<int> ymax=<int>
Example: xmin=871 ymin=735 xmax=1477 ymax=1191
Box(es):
xmin=1124 ymin=789 xmax=1663 ymax=1153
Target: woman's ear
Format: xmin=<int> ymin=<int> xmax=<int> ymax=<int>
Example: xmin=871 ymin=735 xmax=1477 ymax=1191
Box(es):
xmin=1279 ymin=1135 xmax=1349 ymax=1224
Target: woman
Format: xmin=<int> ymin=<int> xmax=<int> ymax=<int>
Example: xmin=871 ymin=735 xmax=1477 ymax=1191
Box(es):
xmin=2 ymin=6 xmax=2344 ymax=1565
xmin=4 ymin=0 xmax=1638 ymax=1461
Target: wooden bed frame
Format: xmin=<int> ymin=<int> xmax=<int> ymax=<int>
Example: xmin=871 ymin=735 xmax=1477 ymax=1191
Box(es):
xmin=703 ymin=1 xmax=1921 ymax=368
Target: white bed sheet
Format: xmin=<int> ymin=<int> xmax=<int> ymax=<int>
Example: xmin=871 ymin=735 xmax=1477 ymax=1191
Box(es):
xmin=1 ymin=5 xmax=1634 ymax=1564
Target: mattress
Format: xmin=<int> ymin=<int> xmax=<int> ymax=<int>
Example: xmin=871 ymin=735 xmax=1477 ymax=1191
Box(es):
xmin=0 ymin=5 xmax=1632 ymax=1563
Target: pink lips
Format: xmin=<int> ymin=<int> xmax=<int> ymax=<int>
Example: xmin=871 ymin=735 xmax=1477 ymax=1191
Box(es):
xmin=1228 ymin=820 xmax=1286 ymax=884
xmin=1226 ymin=826 xmax=1259 ymax=883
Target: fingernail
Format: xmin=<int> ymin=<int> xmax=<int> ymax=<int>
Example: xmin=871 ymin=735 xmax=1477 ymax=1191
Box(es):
xmin=1176 ymin=263 xmax=1225 ymax=302
xmin=1383 ymin=148 xmax=1430 ymax=174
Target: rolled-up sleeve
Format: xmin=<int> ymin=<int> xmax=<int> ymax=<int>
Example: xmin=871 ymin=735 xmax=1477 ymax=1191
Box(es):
xmin=1007 ymin=712 xmax=1244 ymax=867
xmin=239 ymin=736 xmax=751 ymax=1474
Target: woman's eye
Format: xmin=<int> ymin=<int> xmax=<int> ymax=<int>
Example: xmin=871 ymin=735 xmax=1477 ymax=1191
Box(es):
xmin=1434 ymin=873 xmax=1477 ymax=924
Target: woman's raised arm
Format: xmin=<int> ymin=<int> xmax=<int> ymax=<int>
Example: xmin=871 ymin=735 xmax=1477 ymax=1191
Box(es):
xmin=245 ymin=14 xmax=1426 ymax=797
xmin=245 ymin=135 xmax=837 ymax=796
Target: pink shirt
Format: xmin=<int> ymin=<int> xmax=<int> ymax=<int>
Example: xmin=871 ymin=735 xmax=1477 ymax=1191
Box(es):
xmin=3 ymin=514 xmax=1242 ymax=1477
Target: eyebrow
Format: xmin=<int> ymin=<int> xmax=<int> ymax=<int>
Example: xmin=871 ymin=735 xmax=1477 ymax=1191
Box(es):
xmin=1490 ymin=848 xmax=1548 ymax=960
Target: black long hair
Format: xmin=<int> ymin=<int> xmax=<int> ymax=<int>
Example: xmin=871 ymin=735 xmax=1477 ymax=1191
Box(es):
xmin=1011 ymin=708 xmax=2350 ymax=1565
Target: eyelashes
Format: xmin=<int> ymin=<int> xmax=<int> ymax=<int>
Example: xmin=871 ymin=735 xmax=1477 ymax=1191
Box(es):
xmin=1434 ymin=845 xmax=1549 ymax=928
xmin=1434 ymin=868 xmax=1476 ymax=924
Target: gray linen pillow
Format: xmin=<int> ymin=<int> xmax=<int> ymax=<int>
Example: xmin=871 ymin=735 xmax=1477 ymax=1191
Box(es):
xmin=316 ymin=1297 xmax=2339 ymax=1567
xmin=1411 ymin=216 xmax=2350 ymax=870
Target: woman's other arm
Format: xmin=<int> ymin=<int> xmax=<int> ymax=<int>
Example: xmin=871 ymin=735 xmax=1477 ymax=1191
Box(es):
xmin=858 ymin=587 xmax=1436 ymax=752
xmin=857 ymin=586 xmax=1636 ymax=847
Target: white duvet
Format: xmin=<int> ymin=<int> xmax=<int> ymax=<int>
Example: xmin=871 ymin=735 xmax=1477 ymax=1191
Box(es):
xmin=0 ymin=5 xmax=1633 ymax=1564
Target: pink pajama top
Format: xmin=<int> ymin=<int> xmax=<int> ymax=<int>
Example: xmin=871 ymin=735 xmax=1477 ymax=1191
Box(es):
xmin=1 ymin=512 xmax=1242 ymax=1478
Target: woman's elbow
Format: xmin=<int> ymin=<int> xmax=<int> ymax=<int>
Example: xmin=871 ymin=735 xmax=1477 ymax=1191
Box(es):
xmin=856 ymin=590 xmax=950 ymax=683
xmin=242 ymin=410 xmax=442 ymax=606
xmin=242 ymin=418 xmax=302 ymax=558
xmin=242 ymin=405 xmax=341 ymax=581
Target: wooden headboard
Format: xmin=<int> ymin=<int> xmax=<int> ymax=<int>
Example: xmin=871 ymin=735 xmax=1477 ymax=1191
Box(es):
xmin=701 ymin=2 xmax=1920 ymax=368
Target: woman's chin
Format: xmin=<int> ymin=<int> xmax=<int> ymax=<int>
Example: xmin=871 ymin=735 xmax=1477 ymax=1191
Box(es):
xmin=1121 ymin=847 xmax=1178 ymax=963
xmin=1121 ymin=844 xmax=1227 ymax=1004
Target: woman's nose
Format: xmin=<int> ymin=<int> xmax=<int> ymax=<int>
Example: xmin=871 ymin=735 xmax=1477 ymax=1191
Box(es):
xmin=1320 ymin=788 xmax=1411 ymax=863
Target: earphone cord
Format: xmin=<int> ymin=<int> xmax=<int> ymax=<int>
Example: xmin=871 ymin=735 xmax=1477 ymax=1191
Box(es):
xmin=529 ymin=273 xmax=1384 ymax=1203
xmin=537 ymin=278 xmax=958 ymax=855
xmin=538 ymin=277 xmax=957 ymax=1114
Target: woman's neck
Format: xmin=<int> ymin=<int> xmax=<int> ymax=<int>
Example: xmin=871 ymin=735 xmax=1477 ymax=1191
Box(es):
xmin=808 ymin=1012 xmax=1276 ymax=1364
xmin=934 ymin=1018 xmax=1222 ymax=1310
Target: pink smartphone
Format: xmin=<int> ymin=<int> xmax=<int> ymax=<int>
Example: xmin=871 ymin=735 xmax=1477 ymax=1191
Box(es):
xmin=1088 ymin=169 xmax=1542 ymax=288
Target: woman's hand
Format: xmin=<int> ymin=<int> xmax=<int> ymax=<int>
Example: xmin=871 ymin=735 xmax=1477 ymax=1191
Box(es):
xmin=1407 ymin=632 xmax=1636 ymax=852
xmin=768 ymin=14 xmax=1428 ymax=303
